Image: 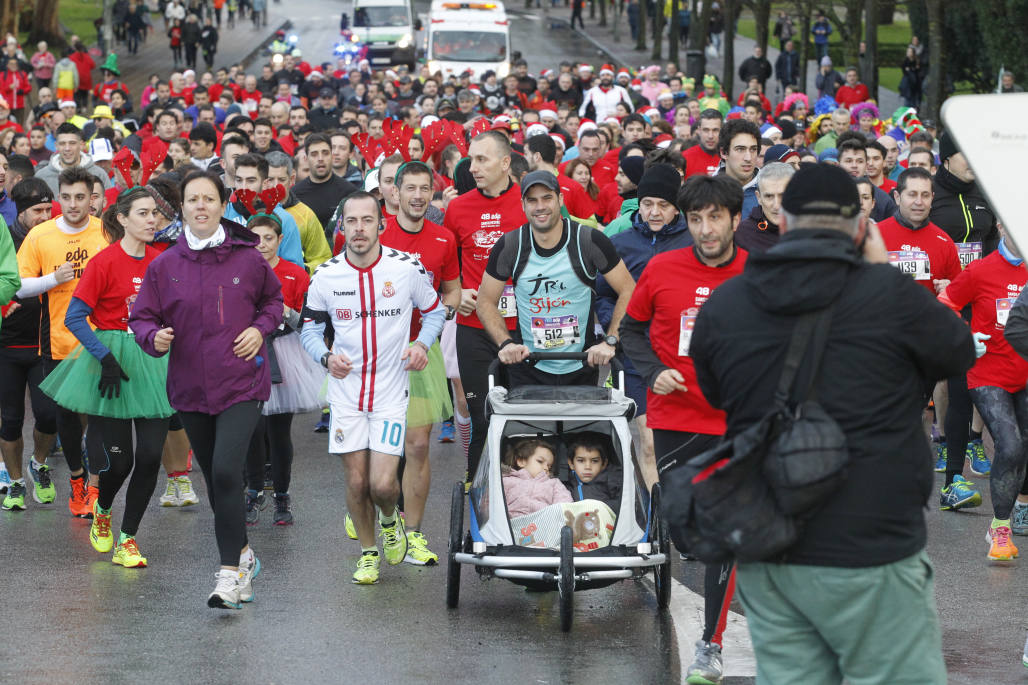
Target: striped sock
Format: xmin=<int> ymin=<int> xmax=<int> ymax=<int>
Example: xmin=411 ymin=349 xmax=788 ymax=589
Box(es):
xmin=455 ymin=411 xmax=471 ymax=461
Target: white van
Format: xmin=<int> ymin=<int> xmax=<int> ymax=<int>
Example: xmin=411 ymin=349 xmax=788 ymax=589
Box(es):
xmin=349 ymin=0 xmax=422 ymax=68
xmin=425 ymin=1 xmax=511 ymax=81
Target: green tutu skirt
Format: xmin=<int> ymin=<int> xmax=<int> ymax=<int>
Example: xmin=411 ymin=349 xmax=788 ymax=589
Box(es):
xmin=40 ymin=330 xmax=174 ymax=419
xmin=407 ymin=341 xmax=452 ymax=428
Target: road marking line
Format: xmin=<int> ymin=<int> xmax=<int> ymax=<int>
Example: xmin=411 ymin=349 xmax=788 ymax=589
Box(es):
xmin=664 ymin=575 xmax=756 ymax=679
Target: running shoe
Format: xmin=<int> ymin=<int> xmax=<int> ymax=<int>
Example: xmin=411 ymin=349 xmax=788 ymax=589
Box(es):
xmin=1012 ymin=502 xmax=1028 ymax=536
xmin=314 ymin=410 xmax=329 ymax=433
xmin=111 ymin=537 xmax=147 ymax=567
xmin=273 ymin=493 xmax=293 ymax=526
xmin=89 ymin=503 xmax=114 ymax=553
xmin=686 ymin=640 xmax=724 ymax=685
xmin=85 ymin=485 xmax=100 ymax=519
xmin=2 ymin=481 xmax=26 ymax=510
xmin=238 ymin=553 xmax=260 ymax=602
xmin=404 ymin=531 xmax=439 ymax=565
xmin=207 ymin=569 xmax=242 ymax=609
xmin=380 ymin=511 xmax=407 ymax=565
xmin=967 ymin=440 xmax=991 ymax=476
xmin=0 ymin=465 xmax=9 ymax=493
xmin=345 ymin=512 xmax=358 ymax=539
xmin=933 ymin=441 xmax=947 ymax=472
xmin=986 ymin=524 xmax=1019 ymax=561
xmin=352 ymin=551 xmax=380 ymax=584
xmin=245 ymin=490 xmax=265 ymax=526
xmin=438 ymin=420 xmax=455 ymax=443
xmin=29 ymin=460 xmax=55 ymax=504
xmin=175 ymin=475 xmax=199 ymax=506
xmin=159 ymin=477 xmax=180 ymax=507
xmin=68 ymin=477 xmax=90 ymax=518
xmin=940 ymin=475 xmax=982 ymax=511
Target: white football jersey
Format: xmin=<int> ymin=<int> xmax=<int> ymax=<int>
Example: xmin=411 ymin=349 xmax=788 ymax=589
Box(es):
xmin=305 ymin=247 xmax=441 ymax=412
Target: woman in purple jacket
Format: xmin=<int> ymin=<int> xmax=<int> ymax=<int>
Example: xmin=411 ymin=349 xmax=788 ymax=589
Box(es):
xmin=129 ymin=170 xmax=283 ymax=610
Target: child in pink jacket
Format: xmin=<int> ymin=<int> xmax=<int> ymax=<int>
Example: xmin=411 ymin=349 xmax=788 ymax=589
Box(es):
xmin=502 ymin=439 xmax=573 ymax=517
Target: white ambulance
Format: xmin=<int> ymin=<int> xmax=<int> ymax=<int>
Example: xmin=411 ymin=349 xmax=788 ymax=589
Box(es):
xmin=349 ymin=0 xmax=422 ymax=68
xmin=425 ymin=1 xmax=511 ymax=80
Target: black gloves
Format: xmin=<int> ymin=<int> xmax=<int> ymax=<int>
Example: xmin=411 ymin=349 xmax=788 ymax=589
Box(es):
xmin=99 ymin=353 xmax=130 ymax=400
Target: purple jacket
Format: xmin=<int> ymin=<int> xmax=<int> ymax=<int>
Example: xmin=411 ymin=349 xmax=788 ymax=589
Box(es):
xmin=129 ymin=221 xmax=284 ymax=415
xmin=502 ymin=469 xmax=573 ymax=517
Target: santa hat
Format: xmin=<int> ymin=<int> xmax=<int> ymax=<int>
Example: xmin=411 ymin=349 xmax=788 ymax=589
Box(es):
xmin=604 ymin=116 xmax=620 ymax=126
xmin=617 ymin=68 xmax=631 ymax=80
xmin=630 ymin=79 xmax=643 ymax=91
xmin=550 ymin=134 xmax=565 ymax=149
xmin=599 ymin=64 xmax=615 ymax=77
xmin=525 ymin=123 xmax=549 ymax=138
xmin=577 ymin=119 xmax=597 ymax=132
xmin=654 ymin=133 xmax=673 ymax=148
xmin=541 ymin=69 xmax=556 ymax=80
xmin=578 ymin=63 xmax=594 ymax=73
xmin=539 ymin=109 xmax=557 ymax=121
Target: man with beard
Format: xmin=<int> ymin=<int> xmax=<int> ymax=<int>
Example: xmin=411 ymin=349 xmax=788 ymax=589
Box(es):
xmin=293 ymin=133 xmax=358 ymax=228
xmin=683 ymin=109 xmax=723 ymax=178
xmin=735 ymin=161 xmax=794 ymax=253
xmin=579 ymin=64 xmax=633 ymax=122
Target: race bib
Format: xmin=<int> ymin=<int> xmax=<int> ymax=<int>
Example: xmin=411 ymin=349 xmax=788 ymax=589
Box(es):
xmin=679 ymin=314 xmax=696 ymax=357
xmin=531 ymin=315 xmax=580 ymax=350
xmin=887 ymin=250 xmax=931 ymax=280
xmin=498 ymin=284 xmax=517 ymax=318
xmin=996 ymin=298 xmax=1014 ymax=327
xmin=957 ymin=242 xmax=982 ymax=268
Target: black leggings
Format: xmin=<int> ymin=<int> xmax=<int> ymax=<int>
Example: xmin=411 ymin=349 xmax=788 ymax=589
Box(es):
xmin=43 ymin=357 xmax=86 ymax=473
xmin=653 ymin=428 xmax=736 ymax=647
xmin=456 ymin=325 xmax=501 ymax=480
xmin=245 ymin=413 xmax=294 ymax=494
xmin=180 ymin=401 xmax=262 ymax=566
xmin=969 ymin=386 xmax=1028 ymax=519
xmin=93 ymin=416 xmax=170 ymax=535
xmin=0 ymin=347 xmax=56 ymax=441
xmin=944 ymin=374 xmax=974 ymax=484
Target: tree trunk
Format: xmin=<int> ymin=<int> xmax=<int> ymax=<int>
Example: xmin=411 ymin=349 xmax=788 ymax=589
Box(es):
xmin=722 ymin=0 xmax=737 ymax=101
xmin=599 ymin=0 xmax=607 ymax=28
xmin=877 ymin=0 xmax=896 ymax=24
xmin=27 ymin=0 xmax=63 ymax=46
xmin=636 ymin=0 xmax=648 ymax=51
xmin=651 ymin=0 xmax=664 ymax=61
xmin=924 ymin=0 xmax=944 ymax=120
xmin=0 ymin=0 xmax=17 ymax=37
xmin=753 ymin=0 xmax=771 ymax=55
xmin=668 ymin=0 xmax=679 ymax=61
xmin=688 ymin=0 xmax=709 ymax=54
xmin=793 ymin=0 xmax=813 ymax=98
xmin=612 ymin=0 xmax=623 ymax=42
xmin=865 ymin=0 xmax=878 ymax=101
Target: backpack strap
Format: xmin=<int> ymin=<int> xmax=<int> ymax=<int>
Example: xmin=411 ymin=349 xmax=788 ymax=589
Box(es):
xmin=510 ymin=224 xmax=533 ymax=287
xmin=773 ymin=304 xmax=835 ymax=410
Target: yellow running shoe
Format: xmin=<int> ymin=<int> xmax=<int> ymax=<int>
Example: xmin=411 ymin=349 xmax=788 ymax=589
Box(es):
xmin=352 ymin=551 xmax=380 ymax=584
xmin=345 ymin=512 xmax=358 ymax=540
xmin=112 ymin=537 xmax=148 ymax=568
xmin=404 ymin=531 xmax=439 ymax=566
xmin=380 ymin=511 xmax=407 ymax=565
xmin=89 ymin=503 xmax=114 ymax=553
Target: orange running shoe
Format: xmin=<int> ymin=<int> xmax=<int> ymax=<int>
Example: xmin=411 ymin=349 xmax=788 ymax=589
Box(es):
xmin=68 ymin=477 xmax=90 ymax=518
xmin=85 ymin=485 xmax=100 ymax=518
xmin=986 ymin=524 xmax=1019 ymax=561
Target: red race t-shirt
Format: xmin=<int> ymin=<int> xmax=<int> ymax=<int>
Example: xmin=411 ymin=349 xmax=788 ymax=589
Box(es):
xmin=877 ymin=216 xmax=962 ymax=294
xmin=877 ymin=178 xmax=897 ymax=194
xmin=557 ymin=173 xmax=597 ymax=220
xmin=625 ymin=246 xmax=747 ymax=433
xmin=443 ymin=184 xmax=526 ymax=329
xmin=272 ymin=257 xmax=310 ymax=312
xmin=381 ymin=216 xmax=460 ymax=340
xmin=683 ymin=145 xmax=721 ymax=178
xmin=72 ymin=242 xmax=158 ymax=330
xmin=942 ymin=251 xmax=1028 ymax=392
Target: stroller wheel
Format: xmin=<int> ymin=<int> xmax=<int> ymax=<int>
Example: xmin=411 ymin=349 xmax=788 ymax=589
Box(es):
xmin=446 ymin=481 xmax=464 ymax=609
xmin=558 ymin=525 xmax=574 ymax=632
xmin=651 ymin=483 xmax=672 ymax=610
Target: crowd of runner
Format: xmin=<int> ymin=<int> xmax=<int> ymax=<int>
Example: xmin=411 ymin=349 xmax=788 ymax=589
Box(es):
xmin=0 ymin=30 xmax=1026 ymax=682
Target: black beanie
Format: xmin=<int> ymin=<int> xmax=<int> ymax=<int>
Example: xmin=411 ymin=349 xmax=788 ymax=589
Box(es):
xmin=12 ymin=178 xmax=54 ymax=216
xmin=778 ymin=119 xmax=798 ymax=141
xmin=620 ymin=156 xmax=645 ymax=186
xmin=937 ymin=131 xmax=959 ymax=163
xmin=636 ymin=163 xmax=680 ymax=204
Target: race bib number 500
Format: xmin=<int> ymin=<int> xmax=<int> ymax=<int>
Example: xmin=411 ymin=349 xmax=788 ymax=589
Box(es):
xmin=887 ymin=250 xmax=931 ymax=280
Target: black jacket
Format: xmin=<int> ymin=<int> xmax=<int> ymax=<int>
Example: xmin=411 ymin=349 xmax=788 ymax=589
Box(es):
xmin=564 ymin=466 xmax=622 ymax=512
xmin=738 ymin=56 xmax=772 ymax=87
xmin=929 ymin=165 xmax=998 ymax=253
xmin=690 ymin=229 xmax=974 ymax=567
xmin=774 ymin=50 xmax=799 ymax=86
xmin=735 ymin=205 xmax=780 ymax=254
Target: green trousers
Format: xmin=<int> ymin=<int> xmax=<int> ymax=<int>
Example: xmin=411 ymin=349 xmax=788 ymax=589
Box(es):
xmin=736 ymin=550 xmax=947 ymax=685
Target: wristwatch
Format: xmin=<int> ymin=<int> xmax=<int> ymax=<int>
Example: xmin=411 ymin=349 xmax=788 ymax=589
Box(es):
xmin=444 ymin=304 xmax=456 ymax=320
xmin=603 ymin=334 xmax=618 ymax=347
xmin=321 ymin=351 xmax=331 ymax=368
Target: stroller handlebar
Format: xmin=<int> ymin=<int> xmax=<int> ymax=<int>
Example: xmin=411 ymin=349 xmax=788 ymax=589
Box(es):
xmin=486 ymin=353 xmax=625 ymax=391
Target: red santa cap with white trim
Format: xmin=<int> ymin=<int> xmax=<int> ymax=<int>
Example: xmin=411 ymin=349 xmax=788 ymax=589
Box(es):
xmin=599 ymin=64 xmax=615 ymax=77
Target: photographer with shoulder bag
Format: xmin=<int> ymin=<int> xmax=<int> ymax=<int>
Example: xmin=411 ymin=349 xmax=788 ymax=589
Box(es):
xmin=685 ymin=163 xmax=974 ymax=684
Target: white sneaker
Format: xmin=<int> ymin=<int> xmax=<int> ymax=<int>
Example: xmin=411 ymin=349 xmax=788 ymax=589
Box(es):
xmin=207 ymin=569 xmax=242 ymax=610
xmin=159 ymin=477 xmax=180 ymax=506
xmin=175 ymin=475 xmax=199 ymax=506
xmin=238 ymin=552 xmax=261 ymax=603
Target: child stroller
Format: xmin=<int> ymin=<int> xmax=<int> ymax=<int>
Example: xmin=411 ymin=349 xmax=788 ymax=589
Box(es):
xmin=445 ymin=352 xmax=672 ymax=631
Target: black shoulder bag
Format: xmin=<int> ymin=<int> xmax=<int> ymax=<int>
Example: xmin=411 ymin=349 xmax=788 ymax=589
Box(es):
xmin=658 ymin=303 xmax=849 ymax=563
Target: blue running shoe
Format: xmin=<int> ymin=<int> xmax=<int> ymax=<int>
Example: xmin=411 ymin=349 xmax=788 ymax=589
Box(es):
xmin=1012 ymin=502 xmax=1028 ymax=536
xmin=940 ymin=475 xmax=982 ymax=511
xmin=933 ymin=441 xmax=947 ymax=472
xmin=314 ymin=410 xmax=329 ymax=433
xmin=966 ymin=439 xmax=991 ymax=476
xmin=438 ymin=420 xmax=455 ymax=443
xmin=0 ymin=465 xmax=10 ymax=494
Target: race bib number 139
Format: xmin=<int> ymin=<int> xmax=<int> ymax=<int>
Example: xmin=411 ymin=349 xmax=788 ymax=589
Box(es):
xmin=887 ymin=250 xmax=930 ymax=280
